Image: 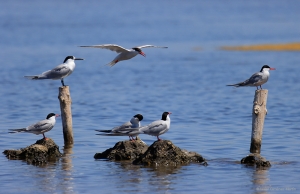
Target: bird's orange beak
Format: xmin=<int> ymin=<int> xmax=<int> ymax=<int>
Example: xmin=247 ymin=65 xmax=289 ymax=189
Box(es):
xmin=270 ymin=67 xmax=276 ymax=70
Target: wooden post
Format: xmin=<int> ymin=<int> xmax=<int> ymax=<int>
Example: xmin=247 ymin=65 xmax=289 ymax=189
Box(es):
xmin=250 ymin=89 xmax=268 ymax=154
xmin=58 ymin=86 xmax=73 ymax=145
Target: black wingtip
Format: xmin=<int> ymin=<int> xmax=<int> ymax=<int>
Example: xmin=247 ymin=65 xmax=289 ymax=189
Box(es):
xmin=95 ymin=130 xmax=112 ymax=133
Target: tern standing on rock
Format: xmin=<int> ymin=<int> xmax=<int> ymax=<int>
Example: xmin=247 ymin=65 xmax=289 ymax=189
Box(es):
xmin=138 ymin=112 xmax=172 ymax=141
xmin=95 ymin=114 xmax=144 ymax=141
xmin=24 ymin=56 xmax=84 ymax=86
xmin=79 ymin=44 xmax=168 ymax=67
xmin=227 ymin=65 xmax=276 ymax=90
xmin=9 ymin=113 xmax=60 ymax=140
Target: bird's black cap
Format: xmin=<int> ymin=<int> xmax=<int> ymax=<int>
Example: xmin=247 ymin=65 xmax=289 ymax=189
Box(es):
xmin=260 ymin=65 xmax=271 ymax=72
xmin=161 ymin=112 xmax=171 ymax=121
xmin=63 ymin=56 xmax=75 ymax=63
xmin=46 ymin=113 xmax=56 ymax=119
xmin=134 ymin=114 xmax=143 ymax=121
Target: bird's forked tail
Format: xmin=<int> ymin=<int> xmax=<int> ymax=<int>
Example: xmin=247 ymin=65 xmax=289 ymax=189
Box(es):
xmin=226 ymin=80 xmax=248 ymax=87
xmin=8 ymin=128 xmax=27 ymax=133
xmin=105 ymin=60 xmax=118 ymax=67
xmin=24 ymin=75 xmax=39 ymax=80
xmin=226 ymin=83 xmax=240 ymax=87
xmin=95 ymin=129 xmax=112 ymax=133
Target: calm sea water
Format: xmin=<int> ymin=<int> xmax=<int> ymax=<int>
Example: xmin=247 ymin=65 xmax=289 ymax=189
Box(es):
xmin=1 ymin=1 xmax=300 ymax=193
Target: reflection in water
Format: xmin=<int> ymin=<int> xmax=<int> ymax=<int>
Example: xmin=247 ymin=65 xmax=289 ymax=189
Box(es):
xmin=28 ymin=162 xmax=59 ymax=193
xmin=62 ymin=145 xmax=74 ymax=171
xmin=146 ymin=165 xmax=182 ymax=192
xmin=61 ymin=145 xmax=75 ymax=194
xmin=112 ymin=161 xmax=182 ymax=193
xmin=9 ymin=158 xmax=63 ymax=193
xmin=250 ymin=168 xmax=270 ymax=194
xmin=23 ymin=145 xmax=75 ymax=193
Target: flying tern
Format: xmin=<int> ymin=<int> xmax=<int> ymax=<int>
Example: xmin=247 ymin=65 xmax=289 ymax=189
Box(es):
xmin=9 ymin=113 xmax=60 ymax=140
xmin=96 ymin=114 xmax=144 ymax=141
xmin=227 ymin=65 xmax=275 ymax=90
xmin=79 ymin=44 xmax=168 ymax=67
xmin=24 ymin=56 xmax=84 ymax=86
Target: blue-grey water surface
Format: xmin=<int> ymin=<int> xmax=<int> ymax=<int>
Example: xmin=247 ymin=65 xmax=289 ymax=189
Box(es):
xmin=0 ymin=1 xmax=300 ymax=193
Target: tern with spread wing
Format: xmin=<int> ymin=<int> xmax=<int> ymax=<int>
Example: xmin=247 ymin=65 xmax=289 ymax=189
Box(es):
xmin=138 ymin=112 xmax=171 ymax=141
xmin=96 ymin=114 xmax=143 ymax=141
xmin=9 ymin=113 xmax=60 ymax=140
xmin=79 ymin=44 xmax=168 ymax=67
xmin=227 ymin=65 xmax=275 ymax=90
xmin=24 ymin=56 xmax=84 ymax=86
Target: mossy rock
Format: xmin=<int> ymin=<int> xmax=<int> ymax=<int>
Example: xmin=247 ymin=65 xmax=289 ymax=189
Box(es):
xmin=241 ymin=154 xmax=271 ymax=168
xmin=133 ymin=140 xmax=206 ymax=166
xmin=3 ymin=138 xmax=62 ymax=165
xmin=94 ymin=138 xmax=149 ymax=161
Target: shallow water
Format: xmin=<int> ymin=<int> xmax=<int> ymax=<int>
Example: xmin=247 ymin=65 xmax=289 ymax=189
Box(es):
xmin=0 ymin=0 xmax=300 ymax=193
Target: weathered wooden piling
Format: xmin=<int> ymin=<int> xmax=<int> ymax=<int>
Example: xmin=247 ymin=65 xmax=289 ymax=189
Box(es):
xmin=58 ymin=86 xmax=73 ymax=145
xmin=241 ymin=89 xmax=271 ymax=167
xmin=250 ymin=89 xmax=268 ymax=154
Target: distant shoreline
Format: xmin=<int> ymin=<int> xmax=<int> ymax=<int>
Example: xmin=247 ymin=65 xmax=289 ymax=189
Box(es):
xmin=220 ymin=42 xmax=300 ymax=51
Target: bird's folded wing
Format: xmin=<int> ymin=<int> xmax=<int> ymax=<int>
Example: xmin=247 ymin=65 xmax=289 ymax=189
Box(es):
xmin=96 ymin=128 xmax=139 ymax=136
xmin=248 ymin=73 xmax=263 ymax=84
xmin=141 ymin=123 xmax=167 ymax=134
xmin=96 ymin=133 xmax=128 ymax=136
xmin=111 ymin=122 xmax=133 ymax=132
xmin=41 ymin=65 xmax=70 ymax=79
xmin=27 ymin=120 xmax=53 ymax=133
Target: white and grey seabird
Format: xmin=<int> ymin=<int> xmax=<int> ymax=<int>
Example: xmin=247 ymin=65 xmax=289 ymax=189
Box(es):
xmin=24 ymin=56 xmax=83 ymax=86
xmin=227 ymin=65 xmax=275 ymax=90
xmin=95 ymin=114 xmax=144 ymax=141
xmin=137 ymin=112 xmax=171 ymax=141
xmin=9 ymin=113 xmax=60 ymax=140
xmin=79 ymin=44 xmax=167 ymax=67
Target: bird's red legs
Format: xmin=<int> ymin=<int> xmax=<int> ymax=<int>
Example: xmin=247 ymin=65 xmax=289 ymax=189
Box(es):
xmin=129 ymin=136 xmax=136 ymax=142
xmin=43 ymin=133 xmax=48 ymax=140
